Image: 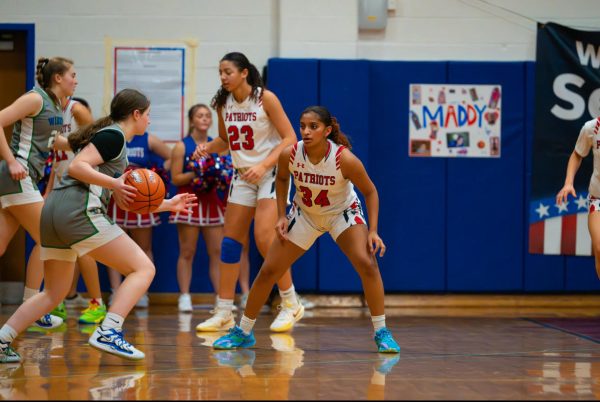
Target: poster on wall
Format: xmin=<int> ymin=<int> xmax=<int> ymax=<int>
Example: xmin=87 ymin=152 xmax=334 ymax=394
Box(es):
xmin=529 ymin=22 xmax=600 ymax=256
xmin=408 ymin=84 xmax=501 ymax=158
xmin=114 ymin=47 xmax=185 ymax=143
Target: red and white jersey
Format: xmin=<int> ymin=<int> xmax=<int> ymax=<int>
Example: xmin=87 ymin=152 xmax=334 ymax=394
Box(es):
xmin=53 ymin=99 xmax=79 ymax=189
xmin=289 ymin=140 xmax=357 ymax=215
xmin=222 ymin=87 xmax=281 ymax=169
xmin=574 ymin=117 xmax=600 ymax=197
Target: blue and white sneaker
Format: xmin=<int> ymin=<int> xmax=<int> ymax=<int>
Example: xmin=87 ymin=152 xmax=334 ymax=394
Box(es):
xmin=0 ymin=340 xmax=21 ymax=364
xmin=213 ymin=326 xmax=256 ymax=350
xmin=374 ymin=327 xmax=400 ymax=353
xmin=34 ymin=314 xmax=63 ymax=329
xmin=88 ymin=326 xmax=145 ymax=360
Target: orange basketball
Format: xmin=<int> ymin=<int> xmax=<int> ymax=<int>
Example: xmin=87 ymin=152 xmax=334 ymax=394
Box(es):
xmin=124 ymin=168 xmax=166 ymax=214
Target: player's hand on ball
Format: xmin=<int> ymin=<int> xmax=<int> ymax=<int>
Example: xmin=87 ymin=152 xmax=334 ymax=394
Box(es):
xmin=275 ymin=216 xmax=289 ymax=241
xmin=368 ymin=230 xmax=386 ymax=257
xmin=556 ymin=184 xmax=576 ymax=206
xmin=112 ymin=171 xmax=138 ymax=208
xmin=168 ymin=193 xmax=198 ymax=214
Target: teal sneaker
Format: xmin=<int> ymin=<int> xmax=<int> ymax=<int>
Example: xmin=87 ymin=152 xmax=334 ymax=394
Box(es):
xmin=374 ymin=328 xmax=400 ymax=353
xmin=50 ymin=302 xmax=67 ymax=321
xmin=78 ymin=301 xmax=107 ymax=325
xmin=213 ymin=326 xmax=256 ymax=350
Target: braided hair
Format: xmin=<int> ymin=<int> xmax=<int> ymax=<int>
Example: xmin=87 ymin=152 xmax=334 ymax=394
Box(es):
xmin=35 ymin=57 xmax=73 ymax=105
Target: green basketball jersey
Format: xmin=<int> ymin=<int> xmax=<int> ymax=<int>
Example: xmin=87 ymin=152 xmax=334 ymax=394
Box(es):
xmin=11 ymin=87 xmax=63 ymax=183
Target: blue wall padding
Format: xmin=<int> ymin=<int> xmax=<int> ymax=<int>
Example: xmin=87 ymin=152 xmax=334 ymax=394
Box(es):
xmin=317 ymin=60 xmax=371 ymax=291
xmin=445 ymin=62 xmax=524 ymax=290
xmin=368 ymin=61 xmax=447 ymax=291
xmin=566 ymin=257 xmax=600 ymax=290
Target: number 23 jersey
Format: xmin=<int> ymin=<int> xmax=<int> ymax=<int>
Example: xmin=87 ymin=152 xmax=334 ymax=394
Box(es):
xmin=222 ymin=87 xmax=281 ymax=169
xmin=289 ymin=140 xmax=357 ymax=215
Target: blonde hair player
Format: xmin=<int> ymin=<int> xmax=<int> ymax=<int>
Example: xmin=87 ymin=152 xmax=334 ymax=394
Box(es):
xmin=0 ymin=89 xmax=197 ymax=363
xmin=556 ymin=116 xmax=600 ymax=279
xmin=212 ymin=106 xmax=400 ymax=354
xmin=194 ymin=52 xmax=304 ymax=333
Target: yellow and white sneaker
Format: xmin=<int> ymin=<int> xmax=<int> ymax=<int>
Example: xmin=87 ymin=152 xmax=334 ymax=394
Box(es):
xmin=269 ymin=301 xmax=304 ymax=332
xmin=195 ymin=309 xmax=235 ymax=332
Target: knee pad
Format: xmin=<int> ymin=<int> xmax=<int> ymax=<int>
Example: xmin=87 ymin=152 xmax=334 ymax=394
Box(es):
xmin=221 ymin=237 xmax=243 ymax=264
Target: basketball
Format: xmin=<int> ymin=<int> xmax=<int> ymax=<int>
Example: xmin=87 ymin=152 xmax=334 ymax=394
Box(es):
xmin=124 ymin=168 xmax=166 ymax=214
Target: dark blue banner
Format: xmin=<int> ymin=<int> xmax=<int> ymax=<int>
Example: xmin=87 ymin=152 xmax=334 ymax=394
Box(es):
xmin=530 ymin=22 xmax=600 ymax=255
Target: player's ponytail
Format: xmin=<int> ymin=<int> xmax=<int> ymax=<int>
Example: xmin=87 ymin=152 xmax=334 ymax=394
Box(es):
xmin=211 ymin=52 xmax=264 ymax=110
xmin=35 ymin=57 xmax=73 ymax=105
xmin=301 ymin=106 xmax=352 ymax=150
xmin=69 ymin=89 xmax=150 ymax=152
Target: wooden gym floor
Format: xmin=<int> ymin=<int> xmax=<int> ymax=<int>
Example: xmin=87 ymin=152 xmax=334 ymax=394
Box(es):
xmin=1 ymin=295 xmax=600 ymax=400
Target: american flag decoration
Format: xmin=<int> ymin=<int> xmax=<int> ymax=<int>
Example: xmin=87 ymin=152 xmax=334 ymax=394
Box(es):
xmin=529 ymin=194 xmax=591 ymax=255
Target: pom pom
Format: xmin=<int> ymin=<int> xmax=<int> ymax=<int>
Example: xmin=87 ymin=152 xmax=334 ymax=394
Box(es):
xmin=186 ymin=154 xmax=233 ymax=194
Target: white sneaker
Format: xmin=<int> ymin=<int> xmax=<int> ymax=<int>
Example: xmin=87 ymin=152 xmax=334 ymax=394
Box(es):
xmin=178 ymin=294 xmax=193 ymax=313
xmin=269 ymin=301 xmax=304 ymax=332
xmin=195 ymin=309 xmax=235 ymax=332
xmin=34 ymin=314 xmax=63 ymax=329
xmin=135 ymin=294 xmax=149 ymax=309
xmin=88 ymin=326 xmax=145 ymax=360
xmin=64 ymin=293 xmax=90 ymax=308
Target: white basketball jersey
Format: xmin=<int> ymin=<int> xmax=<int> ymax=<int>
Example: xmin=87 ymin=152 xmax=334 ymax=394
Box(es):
xmin=574 ymin=117 xmax=600 ymax=197
xmin=289 ymin=140 xmax=357 ymax=215
xmin=53 ymin=99 xmax=79 ymax=189
xmin=222 ymin=87 xmax=281 ymax=169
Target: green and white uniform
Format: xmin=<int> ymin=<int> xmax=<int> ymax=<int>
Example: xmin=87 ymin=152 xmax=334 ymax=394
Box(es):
xmin=0 ymin=87 xmax=62 ymax=207
xmin=40 ymin=124 xmax=128 ymax=262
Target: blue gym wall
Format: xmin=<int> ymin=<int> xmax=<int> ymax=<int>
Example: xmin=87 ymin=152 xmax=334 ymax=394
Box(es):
xmin=65 ymin=58 xmax=599 ymax=294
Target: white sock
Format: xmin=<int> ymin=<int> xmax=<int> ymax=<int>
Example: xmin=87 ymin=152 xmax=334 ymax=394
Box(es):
xmin=279 ymin=285 xmax=299 ymax=308
xmin=371 ymin=314 xmax=386 ymax=332
xmin=0 ymin=325 xmax=18 ymax=344
xmin=101 ymin=312 xmax=124 ymax=330
xmin=239 ymin=314 xmax=256 ymax=335
xmin=216 ymin=297 xmax=234 ymax=314
xmin=23 ymin=287 xmax=39 ymax=302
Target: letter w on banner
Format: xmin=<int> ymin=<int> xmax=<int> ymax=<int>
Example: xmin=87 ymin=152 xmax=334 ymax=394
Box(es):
xmin=529 ymin=22 xmax=600 ymax=255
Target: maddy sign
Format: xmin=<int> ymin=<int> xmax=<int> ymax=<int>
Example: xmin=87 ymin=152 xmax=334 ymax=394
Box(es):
xmin=408 ymin=84 xmax=501 ymax=158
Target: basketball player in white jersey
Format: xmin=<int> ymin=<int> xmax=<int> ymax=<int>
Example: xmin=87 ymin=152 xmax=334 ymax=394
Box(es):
xmin=194 ymin=52 xmax=304 ymax=333
xmin=212 ymin=106 xmax=400 ymax=353
xmin=557 ymin=116 xmax=600 ymax=279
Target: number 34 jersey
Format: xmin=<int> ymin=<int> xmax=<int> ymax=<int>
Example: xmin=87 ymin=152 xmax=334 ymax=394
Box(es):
xmin=222 ymin=87 xmax=281 ymax=169
xmin=289 ymin=140 xmax=358 ymax=215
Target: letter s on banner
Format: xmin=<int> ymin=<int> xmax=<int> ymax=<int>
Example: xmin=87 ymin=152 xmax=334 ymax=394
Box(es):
xmin=551 ymin=73 xmax=585 ymax=120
